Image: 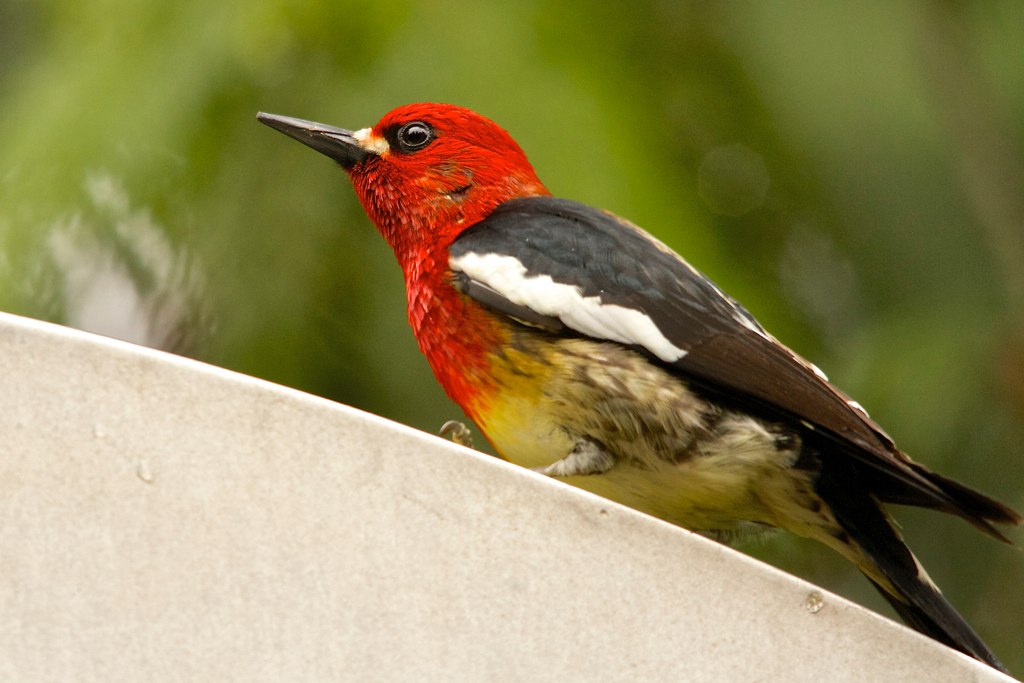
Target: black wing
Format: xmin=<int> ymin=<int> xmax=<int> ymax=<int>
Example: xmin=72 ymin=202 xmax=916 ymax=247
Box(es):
xmin=448 ymin=196 xmax=1015 ymax=531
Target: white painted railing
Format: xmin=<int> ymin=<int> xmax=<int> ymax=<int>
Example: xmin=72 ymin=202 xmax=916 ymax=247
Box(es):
xmin=0 ymin=312 xmax=1010 ymax=681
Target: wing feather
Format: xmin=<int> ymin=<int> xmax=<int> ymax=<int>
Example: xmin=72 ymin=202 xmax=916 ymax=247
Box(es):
xmin=446 ymin=196 xmax=995 ymax=516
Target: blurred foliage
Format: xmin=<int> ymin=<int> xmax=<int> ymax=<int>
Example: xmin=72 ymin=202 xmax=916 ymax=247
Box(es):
xmin=3 ymin=0 xmax=1024 ymax=668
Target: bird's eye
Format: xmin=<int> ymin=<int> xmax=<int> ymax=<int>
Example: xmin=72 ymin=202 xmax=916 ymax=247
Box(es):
xmin=396 ymin=121 xmax=434 ymax=153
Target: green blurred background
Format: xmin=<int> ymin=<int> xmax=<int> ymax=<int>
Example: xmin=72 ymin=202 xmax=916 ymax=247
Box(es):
xmin=3 ymin=0 xmax=1023 ymax=668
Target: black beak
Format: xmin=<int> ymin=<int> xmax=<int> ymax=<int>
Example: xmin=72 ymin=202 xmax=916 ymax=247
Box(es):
xmin=257 ymin=112 xmax=371 ymax=168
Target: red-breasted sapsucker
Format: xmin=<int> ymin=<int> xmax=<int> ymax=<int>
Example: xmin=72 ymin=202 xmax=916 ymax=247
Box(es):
xmin=259 ymin=104 xmax=1020 ymax=672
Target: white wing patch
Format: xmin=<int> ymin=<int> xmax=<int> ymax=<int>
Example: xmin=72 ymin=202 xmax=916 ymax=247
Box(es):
xmin=451 ymin=252 xmax=688 ymax=362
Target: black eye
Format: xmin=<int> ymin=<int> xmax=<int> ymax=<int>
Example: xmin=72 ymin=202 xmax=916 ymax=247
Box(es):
xmin=396 ymin=121 xmax=434 ymax=153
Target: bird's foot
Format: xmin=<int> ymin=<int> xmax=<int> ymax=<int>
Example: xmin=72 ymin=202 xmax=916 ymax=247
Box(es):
xmin=439 ymin=420 xmax=475 ymax=448
xmin=533 ymin=439 xmax=615 ymax=477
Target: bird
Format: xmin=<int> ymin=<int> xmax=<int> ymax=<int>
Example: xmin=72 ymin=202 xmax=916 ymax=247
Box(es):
xmin=258 ymin=103 xmax=1021 ymax=671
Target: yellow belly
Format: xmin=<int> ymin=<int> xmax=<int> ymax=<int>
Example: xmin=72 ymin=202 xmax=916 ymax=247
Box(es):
xmin=469 ymin=332 xmax=821 ymax=535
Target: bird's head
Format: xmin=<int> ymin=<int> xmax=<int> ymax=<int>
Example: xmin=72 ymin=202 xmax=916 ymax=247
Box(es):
xmin=258 ymin=104 xmax=549 ymax=263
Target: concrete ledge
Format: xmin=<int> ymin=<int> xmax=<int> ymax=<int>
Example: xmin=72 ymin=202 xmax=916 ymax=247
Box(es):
xmin=0 ymin=312 xmax=1010 ymax=681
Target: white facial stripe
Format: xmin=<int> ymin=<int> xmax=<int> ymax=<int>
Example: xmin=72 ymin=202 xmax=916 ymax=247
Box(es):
xmin=352 ymin=127 xmax=389 ymax=155
xmin=452 ymin=252 xmax=688 ymax=362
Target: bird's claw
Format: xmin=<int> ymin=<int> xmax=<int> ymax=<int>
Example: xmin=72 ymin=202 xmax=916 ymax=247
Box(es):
xmin=532 ymin=439 xmax=615 ymax=477
xmin=440 ymin=420 xmax=475 ymax=448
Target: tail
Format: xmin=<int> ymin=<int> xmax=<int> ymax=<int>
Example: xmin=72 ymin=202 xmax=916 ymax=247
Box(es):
xmin=867 ymin=459 xmax=1023 ymax=543
xmin=816 ymin=460 xmax=1012 ymax=674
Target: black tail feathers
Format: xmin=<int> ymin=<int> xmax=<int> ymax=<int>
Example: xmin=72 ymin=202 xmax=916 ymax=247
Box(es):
xmin=867 ymin=576 xmax=1006 ymax=673
xmin=818 ymin=461 xmax=1011 ymax=673
xmin=912 ymin=465 xmax=1023 ymax=543
xmin=860 ymin=456 xmax=1022 ymax=544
